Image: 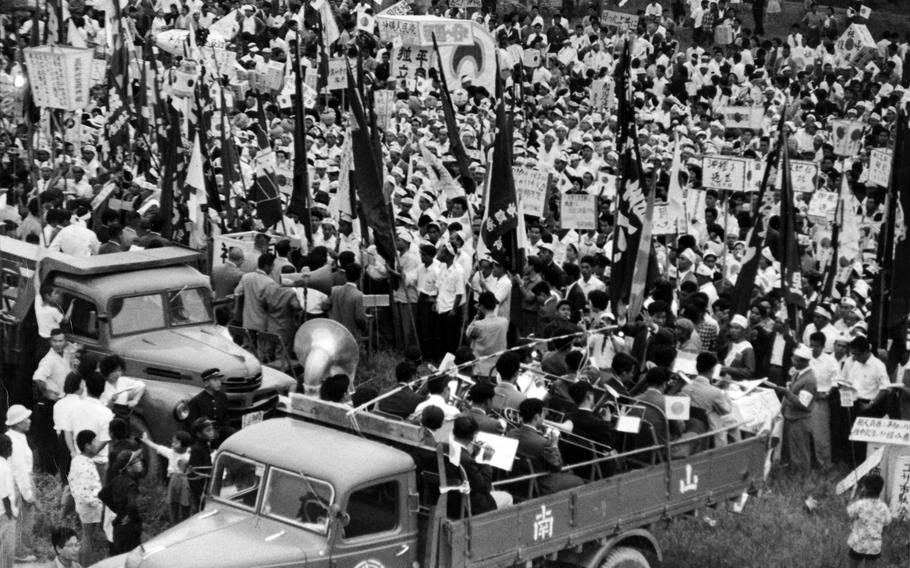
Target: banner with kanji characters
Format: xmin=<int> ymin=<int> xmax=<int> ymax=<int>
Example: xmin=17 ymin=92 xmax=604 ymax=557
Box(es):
xmin=390 ymin=45 xmax=434 ymax=83
xmin=702 ymin=156 xmax=748 ymax=192
xmin=376 ymin=15 xmax=474 ymax=46
xmin=590 ymin=78 xmax=615 ymax=111
xmin=23 ymin=45 xmax=94 ymax=111
xmin=561 ymin=193 xmax=597 ymax=230
xmin=514 ymin=166 xmax=549 ymax=217
xmin=868 ymin=148 xmax=892 ymax=187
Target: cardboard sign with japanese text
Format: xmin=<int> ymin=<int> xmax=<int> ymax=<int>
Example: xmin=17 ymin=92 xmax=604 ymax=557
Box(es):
xmin=379 ymin=0 xmax=412 ymax=15
xmin=720 ymin=106 xmax=764 ymax=130
xmin=774 ymin=159 xmax=819 ymax=193
xmin=327 ymin=58 xmax=347 ymax=90
xmin=702 ymin=156 xmax=748 ymax=192
xmin=600 ymin=10 xmax=639 ymax=30
xmin=652 ymin=203 xmax=675 ymax=235
xmin=850 ymin=417 xmax=910 ymax=446
xmin=888 ymin=453 xmax=910 ymax=519
xmin=373 ymin=89 xmax=396 ymax=129
xmin=560 ymin=193 xmax=597 ymax=230
xmin=830 ymin=120 xmax=864 ymax=157
xmin=514 ymin=166 xmax=549 ymax=217
xmin=449 ymin=0 xmax=481 ymax=8
xmin=24 ymin=45 xmax=94 ymax=111
xmin=590 ymin=78 xmax=615 ymax=111
xmin=376 ymin=15 xmax=474 ymax=46
xmin=868 ymin=148 xmax=892 ymax=187
xmin=808 ymin=190 xmax=839 ymax=223
xmin=390 ymin=46 xmax=433 ymax=82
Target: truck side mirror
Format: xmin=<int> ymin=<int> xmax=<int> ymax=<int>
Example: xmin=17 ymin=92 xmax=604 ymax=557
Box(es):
xmin=330 ymin=504 xmax=350 ymax=527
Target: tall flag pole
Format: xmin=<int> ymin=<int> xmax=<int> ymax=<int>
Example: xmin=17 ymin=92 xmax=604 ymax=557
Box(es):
xmin=250 ymin=103 xmax=284 ymax=229
xmin=158 ymin=104 xmax=182 ymax=240
xmin=102 ymin=0 xmax=131 ymax=172
xmin=217 ymin=81 xmax=239 ymax=227
xmin=872 ymin=108 xmax=910 ymax=355
xmin=346 ymin=65 xmax=396 ymax=269
xmin=477 ymin=56 xmax=520 ymax=273
xmin=610 ymin=39 xmax=653 ymax=322
xmin=432 ymin=34 xmax=475 ymax=195
xmin=730 ymin=113 xmax=786 ymax=316
xmin=778 ymin=132 xmax=806 ymax=333
xmin=288 ymin=38 xmax=313 ymax=242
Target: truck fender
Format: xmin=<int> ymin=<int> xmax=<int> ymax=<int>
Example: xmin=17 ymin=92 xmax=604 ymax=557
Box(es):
xmin=134 ymin=380 xmax=200 ymax=445
xmin=579 ymin=528 xmax=662 ymax=568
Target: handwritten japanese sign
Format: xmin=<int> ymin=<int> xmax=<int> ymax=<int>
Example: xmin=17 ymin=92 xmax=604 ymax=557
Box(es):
xmin=24 ymin=45 xmax=94 ymax=111
xmin=373 ymin=89 xmax=396 ymax=129
xmin=390 ymin=46 xmax=433 ymax=82
xmin=889 ymin=454 xmax=910 ymax=519
xmin=560 ymin=194 xmax=597 ymax=230
xmin=590 ymin=78 xmax=614 ymax=111
xmin=449 ymin=0 xmax=481 ymax=8
xmin=830 ymin=119 xmax=864 ymax=157
xmin=652 ymin=203 xmax=675 ymax=235
xmin=868 ymin=148 xmax=892 ymax=187
xmin=808 ymin=190 xmax=839 ymax=223
xmin=850 ymin=417 xmax=910 ymax=446
xmin=379 ymin=0 xmax=412 ymax=15
xmin=774 ymin=159 xmax=819 ymax=193
xmin=600 ymin=10 xmax=639 ymax=30
xmin=702 ymin=156 xmax=748 ymax=192
xmin=376 ymin=16 xmax=474 ymax=46
xmin=514 ymin=166 xmax=549 ymax=217
xmin=327 ymin=58 xmax=347 ymax=90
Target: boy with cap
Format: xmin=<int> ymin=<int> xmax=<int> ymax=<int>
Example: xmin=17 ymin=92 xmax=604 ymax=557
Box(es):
xmin=187 ymin=418 xmax=216 ymax=512
xmin=98 ymin=449 xmax=144 ymax=554
xmin=185 ymin=368 xmax=234 ymax=446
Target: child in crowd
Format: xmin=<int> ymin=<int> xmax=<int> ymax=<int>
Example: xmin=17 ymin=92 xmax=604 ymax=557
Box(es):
xmin=140 ymin=431 xmax=193 ymax=524
xmin=846 ymin=473 xmax=891 ymax=567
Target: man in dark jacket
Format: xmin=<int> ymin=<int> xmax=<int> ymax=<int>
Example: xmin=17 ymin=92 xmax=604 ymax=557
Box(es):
xmin=444 ymin=416 xmax=512 ymax=518
xmin=185 ymin=368 xmax=235 ymax=447
xmin=378 ymin=361 xmax=425 ymax=419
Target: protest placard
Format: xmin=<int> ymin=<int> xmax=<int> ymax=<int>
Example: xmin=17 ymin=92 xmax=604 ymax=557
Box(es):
xmin=590 ymin=78 xmax=614 ymax=111
xmin=850 ymin=417 xmax=910 ymax=446
xmin=868 ymin=148 xmax=892 ymax=187
xmin=775 ymin=159 xmax=819 ymax=193
xmin=373 ymin=89 xmax=396 ymax=129
xmin=521 ymin=48 xmax=541 ymax=68
xmin=600 ymin=10 xmax=639 ymax=30
xmin=379 ymin=0 xmax=412 ymax=15
xmin=376 ymin=16 xmax=474 ymax=46
xmin=888 ymin=454 xmax=910 ymax=519
xmin=836 ymin=446 xmax=884 ymax=495
xmin=652 ymin=203 xmax=675 ymax=235
xmin=514 ymin=166 xmax=549 ymax=217
xmin=264 ymin=60 xmax=285 ymax=91
xmin=390 ymin=46 xmax=433 ymax=82
xmin=560 ymin=193 xmax=597 ymax=230
xmin=702 ymin=156 xmax=748 ymax=192
xmin=808 ymin=191 xmax=839 ymax=223
xmin=327 ymin=58 xmax=347 ymax=90
xmin=450 ymin=0 xmax=481 ymax=8
xmin=720 ymin=106 xmax=764 ymax=130
xmin=24 ymin=45 xmax=94 ymax=111
xmin=830 ymin=119 xmax=864 ymax=157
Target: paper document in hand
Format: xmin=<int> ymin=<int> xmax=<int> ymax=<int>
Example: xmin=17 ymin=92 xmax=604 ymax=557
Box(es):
xmin=474 ymin=432 xmax=518 ymax=471
xmin=616 ymin=405 xmax=645 ymax=434
xmin=673 ymin=352 xmax=697 ymax=376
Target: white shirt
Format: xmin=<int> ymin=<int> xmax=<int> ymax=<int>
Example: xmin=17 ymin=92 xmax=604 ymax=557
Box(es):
xmin=410 ymin=394 xmax=460 ymax=421
xmin=53 ymin=393 xmax=83 ymax=434
xmin=0 ymin=458 xmax=18 ymax=517
xmin=100 ymin=376 xmax=146 ymax=407
xmin=842 ymin=355 xmax=890 ymax=401
xmin=8 ymin=429 xmax=34 ymax=503
xmin=33 ymin=348 xmax=71 ymax=400
xmin=48 ymin=221 xmax=100 ymax=256
xmin=435 ymin=262 xmax=466 ymax=313
xmin=574 ymin=275 xmax=606 ymax=298
xmin=34 ymin=296 xmax=63 ymax=338
xmin=68 ymin=454 xmax=103 ymax=523
xmin=810 ymin=352 xmax=840 ymax=394
xmin=70 ymin=398 xmax=114 ymax=465
xmin=417 ymin=260 xmax=441 ymax=296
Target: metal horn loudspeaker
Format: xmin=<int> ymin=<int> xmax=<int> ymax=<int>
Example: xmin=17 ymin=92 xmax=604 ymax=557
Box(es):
xmin=293 ymin=318 xmax=359 ymax=395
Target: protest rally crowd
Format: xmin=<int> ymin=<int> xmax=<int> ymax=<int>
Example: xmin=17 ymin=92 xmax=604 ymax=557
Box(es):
xmin=1 ymin=0 xmax=910 ymax=564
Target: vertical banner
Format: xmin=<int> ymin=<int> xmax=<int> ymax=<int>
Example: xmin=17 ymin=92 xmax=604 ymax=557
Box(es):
xmin=23 ymin=46 xmax=94 ymax=110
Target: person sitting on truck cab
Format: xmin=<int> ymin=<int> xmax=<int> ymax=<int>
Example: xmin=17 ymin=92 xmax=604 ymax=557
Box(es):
xmin=508 ymin=398 xmax=584 ymax=495
xmin=410 ymin=375 xmax=460 ymax=422
xmin=185 ymin=368 xmax=235 ymax=447
xmin=48 ymin=206 xmax=99 ymax=257
xmin=444 ymin=416 xmax=513 ymax=518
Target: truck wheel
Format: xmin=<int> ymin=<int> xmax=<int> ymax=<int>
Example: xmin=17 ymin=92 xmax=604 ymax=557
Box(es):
xmin=600 ymin=547 xmax=650 ymax=568
xmin=131 ymin=418 xmax=162 ymax=482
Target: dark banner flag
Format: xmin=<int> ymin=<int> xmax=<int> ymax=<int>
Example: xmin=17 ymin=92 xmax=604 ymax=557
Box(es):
xmin=479 ymin=58 xmax=519 ymax=272
xmin=432 ymin=35 xmax=476 ymax=195
xmin=610 ymin=41 xmax=652 ymax=320
xmin=102 ymin=0 xmax=131 ymax=170
xmin=193 ymin=80 xmax=222 ymax=216
xmin=346 ymin=67 xmax=396 ymax=268
xmin=778 ymin=138 xmax=806 ymax=329
xmin=250 ymin=104 xmax=284 ymax=229
xmin=287 ymin=40 xmax=313 ymax=241
xmin=159 ymin=104 xmax=182 ymax=240
xmin=873 ymin=108 xmax=910 ymax=354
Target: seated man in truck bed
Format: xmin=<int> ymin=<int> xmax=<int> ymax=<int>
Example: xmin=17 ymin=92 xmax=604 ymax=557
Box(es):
xmin=444 ymin=416 xmax=512 ymax=518
xmin=508 ymin=398 xmax=584 ymax=495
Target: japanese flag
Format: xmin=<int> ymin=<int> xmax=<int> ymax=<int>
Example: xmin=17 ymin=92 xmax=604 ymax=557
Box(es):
xmin=357 ymin=13 xmax=375 ymax=33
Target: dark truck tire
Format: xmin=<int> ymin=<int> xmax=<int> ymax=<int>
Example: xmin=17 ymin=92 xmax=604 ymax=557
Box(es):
xmin=600 ymin=547 xmax=650 ymax=568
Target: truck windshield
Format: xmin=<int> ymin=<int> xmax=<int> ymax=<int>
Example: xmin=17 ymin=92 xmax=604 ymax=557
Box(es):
xmin=210 ymin=453 xmax=266 ymax=511
xmin=261 ymin=467 xmax=334 ymax=535
xmin=167 ymin=287 xmax=212 ymax=326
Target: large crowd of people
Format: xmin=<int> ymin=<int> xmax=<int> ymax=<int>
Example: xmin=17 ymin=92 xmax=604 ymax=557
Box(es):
xmin=1 ymin=0 xmax=910 ymax=564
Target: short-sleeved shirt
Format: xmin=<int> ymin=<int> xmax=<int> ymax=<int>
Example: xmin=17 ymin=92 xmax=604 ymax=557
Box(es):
xmin=0 ymin=458 xmax=18 ymax=517
xmin=70 ymin=398 xmax=114 ymax=465
xmin=847 ymin=498 xmax=892 ymax=555
xmin=435 ymin=262 xmax=466 ymax=313
xmin=843 ymin=356 xmax=890 ymax=401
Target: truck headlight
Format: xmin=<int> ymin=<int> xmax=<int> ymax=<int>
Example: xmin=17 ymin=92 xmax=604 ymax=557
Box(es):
xmin=174 ymin=401 xmax=190 ymax=421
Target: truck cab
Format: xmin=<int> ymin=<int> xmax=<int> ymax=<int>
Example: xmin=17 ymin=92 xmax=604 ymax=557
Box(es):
xmin=122 ymin=418 xmax=419 ymax=568
xmin=0 ymin=237 xmax=296 ymax=445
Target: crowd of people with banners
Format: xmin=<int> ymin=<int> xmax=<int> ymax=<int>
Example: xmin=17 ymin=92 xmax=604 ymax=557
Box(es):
xmin=1 ymin=0 xmax=910 ymax=563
